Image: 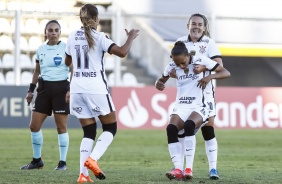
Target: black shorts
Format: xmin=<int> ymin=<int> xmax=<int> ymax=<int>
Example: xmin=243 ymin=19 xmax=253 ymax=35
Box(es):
xmin=33 ymin=80 xmax=70 ymax=116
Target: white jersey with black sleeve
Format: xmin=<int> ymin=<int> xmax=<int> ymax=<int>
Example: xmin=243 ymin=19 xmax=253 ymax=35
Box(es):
xmin=176 ymin=35 xmax=222 ymax=98
xmin=66 ymin=28 xmax=116 ymax=94
xmin=163 ymin=55 xmax=219 ymax=109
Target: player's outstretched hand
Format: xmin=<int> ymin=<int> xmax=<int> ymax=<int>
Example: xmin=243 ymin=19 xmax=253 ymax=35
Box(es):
xmin=155 ymin=79 xmax=165 ymax=91
xmin=125 ymin=29 xmax=139 ymax=39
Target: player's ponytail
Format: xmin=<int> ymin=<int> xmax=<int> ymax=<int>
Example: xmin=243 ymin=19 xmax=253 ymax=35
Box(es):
xmin=80 ymin=4 xmax=98 ymax=50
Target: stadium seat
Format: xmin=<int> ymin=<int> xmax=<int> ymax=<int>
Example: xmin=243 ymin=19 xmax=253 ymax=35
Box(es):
xmin=25 ymin=18 xmax=40 ymax=34
xmin=21 ymin=2 xmax=36 ymax=12
xmin=96 ymin=5 xmax=106 ymax=13
xmin=21 ymin=71 xmax=33 ymax=85
xmin=39 ymin=19 xmax=49 ymax=32
xmin=60 ymin=37 xmax=68 ymax=44
xmin=0 ymin=35 xmax=14 ymax=51
xmin=20 ymin=36 xmax=29 ymax=52
xmin=69 ymin=19 xmax=81 ymax=32
xmin=104 ymin=55 xmax=115 ymax=71
xmin=0 ymin=72 xmax=5 ymax=85
xmin=0 ymin=2 xmax=6 ymax=10
xmin=36 ymin=3 xmax=50 ymax=12
xmin=20 ymin=54 xmax=33 ymax=69
xmin=2 ymin=53 xmax=14 ymax=69
xmin=29 ymin=36 xmax=43 ymax=52
xmin=108 ymin=72 xmax=115 ymax=86
xmin=7 ymin=1 xmax=20 ymax=10
xmin=106 ymin=5 xmax=115 ymax=12
xmin=11 ymin=18 xmax=25 ymax=33
xmin=122 ymin=72 xmax=141 ymax=86
xmin=58 ymin=19 xmax=69 ymax=35
xmin=0 ymin=18 xmax=12 ymax=34
xmin=31 ymin=54 xmax=37 ymax=64
xmin=5 ymin=70 xmax=15 ymax=85
xmin=0 ymin=56 xmax=2 ymax=67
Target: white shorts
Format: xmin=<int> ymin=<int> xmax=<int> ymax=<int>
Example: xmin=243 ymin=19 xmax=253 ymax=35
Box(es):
xmin=70 ymin=93 xmax=115 ymax=118
xmin=205 ymin=97 xmax=216 ymax=117
xmin=174 ymin=106 xmax=209 ymax=135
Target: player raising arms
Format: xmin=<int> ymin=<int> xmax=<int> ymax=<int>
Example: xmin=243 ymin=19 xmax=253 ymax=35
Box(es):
xmin=155 ymin=41 xmax=230 ymax=181
xmin=65 ymin=4 xmax=139 ymax=183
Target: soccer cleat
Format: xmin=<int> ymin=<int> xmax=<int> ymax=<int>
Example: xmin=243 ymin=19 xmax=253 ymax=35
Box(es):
xmin=54 ymin=160 xmax=67 ymax=170
xmin=184 ymin=168 xmax=193 ymax=180
xmin=209 ymin=168 xmax=219 ymax=180
xmin=165 ymin=168 xmax=183 ymax=181
xmin=20 ymin=158 xmax=44 ymax=170
xmin=84 ymin=156 xmax=106 ymax=180
xmin=77 ymin=173 xmax=94 ymax=183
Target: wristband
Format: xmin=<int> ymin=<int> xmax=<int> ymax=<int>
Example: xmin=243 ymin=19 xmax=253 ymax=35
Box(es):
xmin=28 ymin=83 xmax=36 ymax=93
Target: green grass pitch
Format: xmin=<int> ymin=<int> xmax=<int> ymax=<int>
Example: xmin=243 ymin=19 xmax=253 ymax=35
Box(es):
xmin=0 ymin=128 xmax=281 ymax=184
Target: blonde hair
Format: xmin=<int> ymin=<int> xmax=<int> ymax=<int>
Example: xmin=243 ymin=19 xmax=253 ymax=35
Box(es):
xmin=79 ymin=4 xmax=98 ymax=49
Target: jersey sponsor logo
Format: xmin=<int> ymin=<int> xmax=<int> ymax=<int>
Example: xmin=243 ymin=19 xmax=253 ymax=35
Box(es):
xmin=179 ymin=96 xmax=196 ymax=104
xmin=199 ymin=45 xmax=206 ymax=54
xmin=72 ymin=107 xmax=82 ymax=114
xmin=169 ymin=63 xmax=176 ymax=67
xmin=200 ymin=39 xmax=209 ymax=43
xmin=92 ymin=106 xmax=100 ymax=112
xmin=200 ymin=108 xmax=206 ymax=116
xmin=75 ymin=31 xmax=84 ymax=36
xmin=192 ymin=58 xmax=202 ymax=65
xmin=178 ymin=73 xmax=198 ymax=80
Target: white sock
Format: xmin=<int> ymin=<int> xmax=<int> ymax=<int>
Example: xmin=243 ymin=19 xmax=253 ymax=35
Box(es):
xmin=178 ymin=137 xmax=185 ymax=170
xmin=80 ymin=138 xmax=94 ymax=176
xmin=168 ymin=142 xmax=182 ymax=170
xmin=184 ymin=135 xmax=196 ymax=169
xmin=90 ymin=131 xmax=113 ymax=161
xmin=205 ymin=138 xmax=218 ymax=171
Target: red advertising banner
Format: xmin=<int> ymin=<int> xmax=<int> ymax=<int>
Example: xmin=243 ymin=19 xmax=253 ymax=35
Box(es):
xmin=111 ymin=87 xmax=282 ymax=129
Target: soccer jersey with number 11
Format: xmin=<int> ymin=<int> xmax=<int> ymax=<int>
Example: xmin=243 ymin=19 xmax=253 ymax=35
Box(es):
xmin=66 ymin=28 xmax=116 ymax=94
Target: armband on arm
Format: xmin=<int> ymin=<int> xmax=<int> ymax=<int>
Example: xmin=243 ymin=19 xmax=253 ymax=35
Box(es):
xmin=28 ymin=83 xmax=36 ymax=93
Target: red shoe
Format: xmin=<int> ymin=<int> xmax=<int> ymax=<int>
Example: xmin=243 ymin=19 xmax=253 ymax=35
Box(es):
xmin=165 ymin=168 xmax=183 ymax=181
xmin=84 ymin=156 xmax=106 ymax=180
xmin=184 ymin=168 xmax=193 ymax=180
xmin=77 ymin=173 xmax=93 ymax=183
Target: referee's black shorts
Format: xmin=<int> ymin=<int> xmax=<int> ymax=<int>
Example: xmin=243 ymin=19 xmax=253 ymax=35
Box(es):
xmin=33 ymin=80 xmax=70 ymax=116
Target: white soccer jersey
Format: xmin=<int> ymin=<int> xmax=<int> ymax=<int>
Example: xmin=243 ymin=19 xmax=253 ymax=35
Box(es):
xmin=66 ymin=28 xmax=115 ymax=94
xmin=163 ymin=55 xmax=219 ymax=108
xmin=177 ymin=35 xmax=222 ymax=98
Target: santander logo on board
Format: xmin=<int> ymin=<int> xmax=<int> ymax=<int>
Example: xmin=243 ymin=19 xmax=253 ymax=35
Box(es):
xmin=112 ymin=87 xmax=282 ymax=129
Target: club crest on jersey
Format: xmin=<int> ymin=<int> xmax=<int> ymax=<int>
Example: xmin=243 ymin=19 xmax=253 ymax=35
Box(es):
xmin=184 ymin=68 xmax=189 ymax=74
xmin=199 ymin=45 xmax=206 ymax=54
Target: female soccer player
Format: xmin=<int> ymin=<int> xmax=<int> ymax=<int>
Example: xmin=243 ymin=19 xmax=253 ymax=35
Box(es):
xmin=155 ymin=41 xmax=230 ymax=181
xmin=21 ymin=20 xmax=72 ymax=170
xmin=171 ymin=13 xmax=223 ymax=180
xmin=64 ymin=4 xmax=139 ymax=183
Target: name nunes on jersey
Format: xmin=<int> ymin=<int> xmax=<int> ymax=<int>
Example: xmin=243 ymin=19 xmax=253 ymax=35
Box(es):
xmin=73 ymin=71 xmax=97 ymax=77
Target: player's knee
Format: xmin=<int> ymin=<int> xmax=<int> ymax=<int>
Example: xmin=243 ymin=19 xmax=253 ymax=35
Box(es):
xmin=166 ymin=124 xmax=179 ymax=143
xmin=83 ymin=123 xmax=97 ymax=140
xmin=184 ymin=120 xmax=195 ymax=136
xmin=102 ymin=122 xmax=117 ymax=137
xmin=201 ymin=126 xmax=215 ymax=141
